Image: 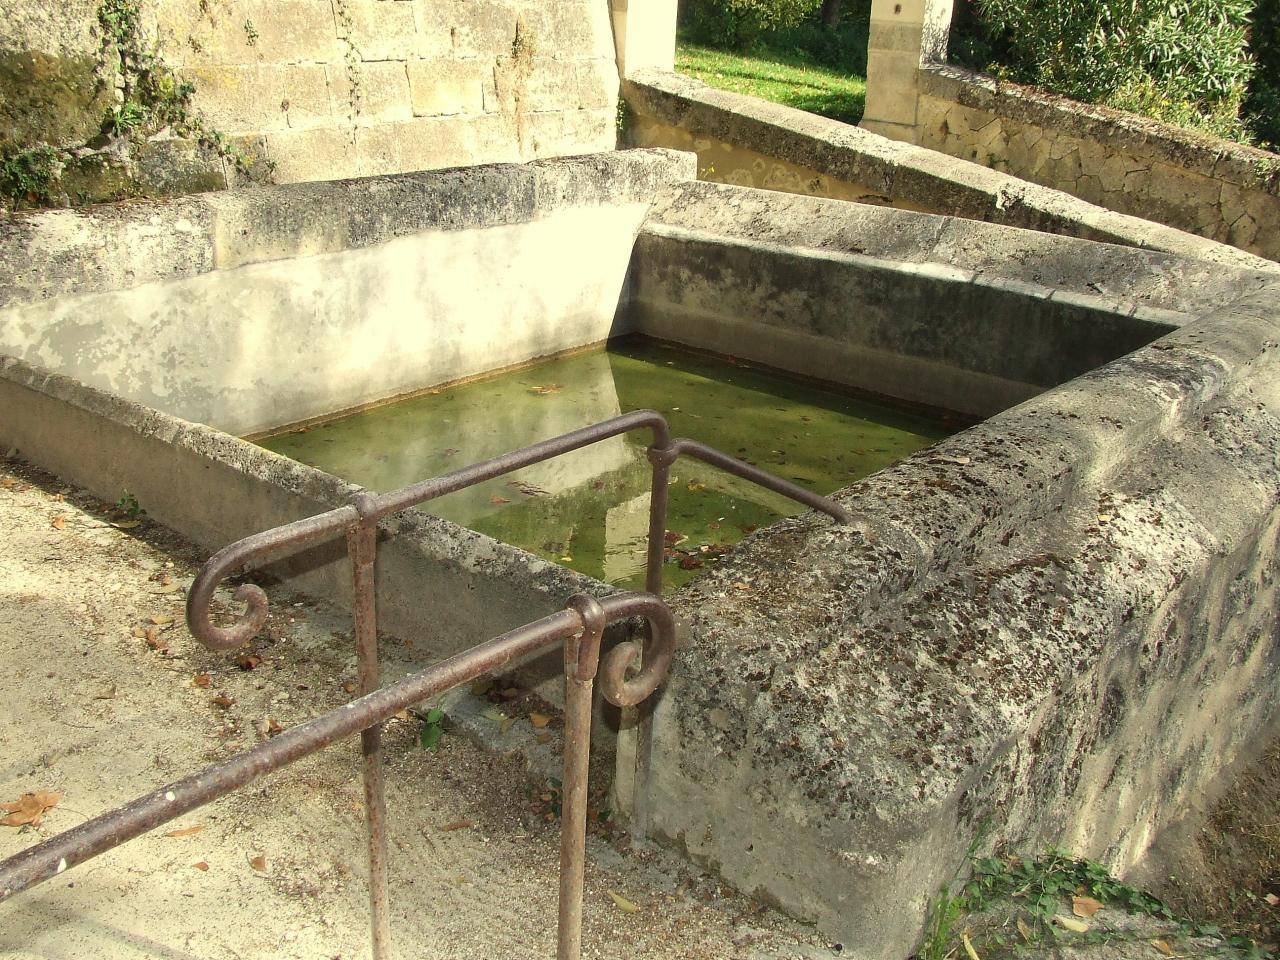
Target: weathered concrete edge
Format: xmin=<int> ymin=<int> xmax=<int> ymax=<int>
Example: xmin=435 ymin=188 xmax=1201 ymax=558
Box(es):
xmin=644 ymin=272 xmax=1280 ymax=956
xmin=640 ymin=180 xmax=1277 ymax=318
xmin=630 ymin=225 xmax=1181 ymax=418
xmin=0 ymin=353 xmax=614 ymax=670
xmin=623 ymin=70 xmax=1277 ymax=274
xmin=0 ymin=148 xmax=698 ymax=307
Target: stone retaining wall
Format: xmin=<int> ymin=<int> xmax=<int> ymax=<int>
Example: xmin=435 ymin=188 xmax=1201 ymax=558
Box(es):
xmin=861 ymin=0 xmax=1280 ymax=261
xmin=624 ymin=70 xmax=1277 ymax=274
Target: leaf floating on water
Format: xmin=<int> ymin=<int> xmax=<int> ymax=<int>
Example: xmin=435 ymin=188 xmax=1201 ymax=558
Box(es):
xmin=507 ymin=479 xmax=548 ymax=497
xmin=165 ymin=825 xmax=204 ymax=838
xmin=607 ymin=889 xmax=641 ymax=914
xmin=529 ymin=384 xmax=563 ymax=396
xmin=1 ymin=791 xmax=61 ymax=827
xmin=1072 ymin=895 xmax=1103 ymax=918
xmin=488 ymin=495 xmax=511 ymax=505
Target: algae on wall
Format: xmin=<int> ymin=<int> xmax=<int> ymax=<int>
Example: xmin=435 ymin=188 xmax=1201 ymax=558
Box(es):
xmin=0 ymin=0 xmax=262 ymax=211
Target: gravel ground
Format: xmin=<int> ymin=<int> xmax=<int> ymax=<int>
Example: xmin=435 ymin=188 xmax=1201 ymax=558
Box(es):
xmin=0 ymin=456 xmax=837 ymax=960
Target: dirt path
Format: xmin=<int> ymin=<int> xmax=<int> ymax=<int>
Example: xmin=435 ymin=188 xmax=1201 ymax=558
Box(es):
xmin=0 ymin=457 xmax=835 ymax=960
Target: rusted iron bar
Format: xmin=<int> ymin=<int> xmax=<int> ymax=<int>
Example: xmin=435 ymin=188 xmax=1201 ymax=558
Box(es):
xmin=665 ymin=438 xmax=852 ymax=525
xmin=364 ymin=409 xmax=672 ymax=522
xmin=346 ymin=511 xmax=392 ymax=960
xmin=0 ymin=592 xmax=674 ymax=915
xmin=558 ymin=595 xmax=605 ymax=960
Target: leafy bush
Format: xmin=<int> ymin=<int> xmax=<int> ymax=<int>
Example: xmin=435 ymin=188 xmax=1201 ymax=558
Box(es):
xmin=955 ymin=0 xmax=1257 ymax=143
xmin=681 ymin=0 xmax=818 ymax=49
xmin=1247 ymin=0 xmax=1280 ymax=148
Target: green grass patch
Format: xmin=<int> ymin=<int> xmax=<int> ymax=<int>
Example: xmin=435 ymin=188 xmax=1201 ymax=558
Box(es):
xmin=676 ymin=36 xmax=866 ymax=126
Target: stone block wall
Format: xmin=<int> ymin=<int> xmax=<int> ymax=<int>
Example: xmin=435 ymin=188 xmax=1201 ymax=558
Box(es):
xmin=1 ymin=0 xmax=625 ymax=188
xmin=861 ymin=0 xmax=1280 ymax=261
xmin=148 ymin=0 xmax=620 ymax=182
xmin=914 ymin=66 xmax=1280 ymax=261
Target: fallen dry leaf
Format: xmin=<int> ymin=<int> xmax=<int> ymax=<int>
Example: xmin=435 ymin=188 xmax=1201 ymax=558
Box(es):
xmin=1072 ymin=895 xmax=1103 ymax=918
xmin=1151 ymin=939 xmax=1174 ymax=957
xmin=235 ymin=654 xmax=262 ymax=671
xmin=51 ymin=515 xmax=65 ymax=530
xmin=111 ymin=519 xmax=142 ymax=530
xmin=211 ymin=694 xmax=234 ymax=709
xmin=1016 ymin=916 xmax=1034 ymax=943
xmin=1054 ymin=915 xmax=1089 ymax=934
xmin=192 ymin=861 xmax=210 ymax=871
xmin=440 ymin=820 xmax=473 ymax=832
xmin=1 ymin=791 xmax=61 ymax=827
xmin=1265 ymin=893 xmax=1279 ymax=907
xmin=962 ymin=931 xmax=982 ymax=960
xmin=150 ymin=615 xmax=175 ymax=626
xmin=192 ymin=674 xmax=211 ymax=688
xmin=248 ymin=854 xmax=267 ymax=872
xmin=529 ymin=713 xmax=551 ymax=729
xmin=267 ymin=718 xmax=284 ymax=736
xmin=607 ymin=889 xmax=641 ymax=914
xmin=164 ymin=825 xmax=204 ymax=838
xmin=488 ymin=495 xmax=511 ymax=505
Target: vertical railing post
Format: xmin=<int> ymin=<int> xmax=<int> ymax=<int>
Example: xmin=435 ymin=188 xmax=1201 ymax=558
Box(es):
xmin=615 ymin=442 xmax=675 ymax=843
xmin=347 ymin=496 xmax=393 ymax=960
xmin=558 ymin=595 xmax=606 ymax=960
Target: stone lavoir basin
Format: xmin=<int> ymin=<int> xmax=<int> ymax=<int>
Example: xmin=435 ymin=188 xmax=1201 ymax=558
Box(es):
xmin=258 ymin=338 xmax=952 ymax=591
xmin=1 ymin=152 xmax=1278 ymax=958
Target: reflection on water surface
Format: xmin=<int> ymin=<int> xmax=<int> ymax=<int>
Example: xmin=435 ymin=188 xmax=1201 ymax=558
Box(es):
xmin=259 ymin=340 xmax=952 ymax=590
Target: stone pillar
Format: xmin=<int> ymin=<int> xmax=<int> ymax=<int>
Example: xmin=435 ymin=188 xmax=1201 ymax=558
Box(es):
xmin=860 ymin=0 xmax=953 ymax=142
xmin=610 ymin=0 xmax=677 ymax=76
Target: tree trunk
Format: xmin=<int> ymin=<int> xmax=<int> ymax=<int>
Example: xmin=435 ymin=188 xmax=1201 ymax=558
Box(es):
xmin=820 ymin=0 xmax=841 ymax=29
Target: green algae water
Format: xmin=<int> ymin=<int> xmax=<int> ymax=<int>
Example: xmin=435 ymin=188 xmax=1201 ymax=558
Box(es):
xmin=259 ymin=340 xmax=951 ymax=590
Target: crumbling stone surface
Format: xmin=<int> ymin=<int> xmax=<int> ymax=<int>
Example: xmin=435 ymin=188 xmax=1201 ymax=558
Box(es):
xmin=641 ymin=200 xmax=1280 ymax=955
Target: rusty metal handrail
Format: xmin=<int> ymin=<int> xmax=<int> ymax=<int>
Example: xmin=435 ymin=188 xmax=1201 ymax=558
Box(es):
xmin=0 ymin=411 xmax=847 ymax=960
xmin=0 ymin=592 xmax=672 ymax=955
